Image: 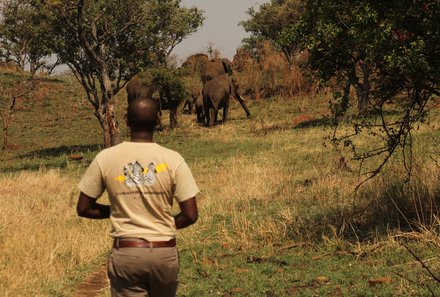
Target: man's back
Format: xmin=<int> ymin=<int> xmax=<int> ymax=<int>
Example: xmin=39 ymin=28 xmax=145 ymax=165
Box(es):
xmin=77 ymin=97 xmax=199 ymax=297
xmin=79 ymin=141 xmax=198 ymax=241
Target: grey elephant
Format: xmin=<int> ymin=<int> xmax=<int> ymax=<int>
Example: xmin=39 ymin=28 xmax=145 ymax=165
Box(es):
xmin=181 ymin=85 xmax=201 ymax=114
xmin=126 ymin=74 xmax=181 ymax=129
xmin=202 ymin=73 xmax=250 ymax=127
xmin=126 ymin=75 xmax=155 ymax=103
xmin=200 ymin=58 xmax=233 ymax=84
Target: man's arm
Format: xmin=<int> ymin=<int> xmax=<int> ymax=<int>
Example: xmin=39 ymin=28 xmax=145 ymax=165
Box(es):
xmin=77 ymin=192 xmax=110 ymax=219
xmin=174 ymin=197 xmax=198 ymax=229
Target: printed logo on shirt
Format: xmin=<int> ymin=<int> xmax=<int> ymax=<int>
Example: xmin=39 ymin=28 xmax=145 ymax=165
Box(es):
xmin=115 ymin=161 xmax=168 ymax=187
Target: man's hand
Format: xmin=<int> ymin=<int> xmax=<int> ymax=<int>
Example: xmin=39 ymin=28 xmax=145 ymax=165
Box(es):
xmin=174 ymin=197 xmax=198 ymax=229
xmin=77 ymin=192 xmax=110 ymax=219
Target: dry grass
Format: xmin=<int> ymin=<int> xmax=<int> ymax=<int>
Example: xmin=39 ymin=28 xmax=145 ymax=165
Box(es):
xmin=0 ymin=170 xmax=110 ymax=296
xmin=1 ymin=87 xmax=439 ymax=295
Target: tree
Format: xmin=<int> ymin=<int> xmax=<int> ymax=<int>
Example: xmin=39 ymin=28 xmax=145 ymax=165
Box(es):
xmin=240 ymin=0 xmax=304 ymax=66
xmin=0 ymin=72 xmax=33 ymax=150
xmin=40 ymin=0 xmax=203 ymax=147
xmin=243 ymin=0 xmax=439 ymax=181
xmin=0 ymin=0 xmax=55 ymax=75
xmin=291 ymin=0 xmax=439 ymax=183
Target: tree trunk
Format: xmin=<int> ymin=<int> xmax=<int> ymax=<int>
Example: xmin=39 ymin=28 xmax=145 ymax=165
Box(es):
xmin=76 ymin=2 xmax=120 ymax=148
xmin=1 ymin=92 xmax=23 ymax=150
xmin=169 ymin=105 xmax=178 ymax=129
xmin=106 ymin=101 xmax=120 ymax=146
xmin=29 ymin=61 xmax=37 ymax=77
xmin=100 ymin=67 xmax=120 ymax=147
xmin=356 ymin=85 xmax=369 ymax=114
xmin=355 ymin=61 xmax=370 ymax=115
xmin=95 ymin=106 xmax=118 ymax=148
xmin=1 ymin=112 xmax=10 ymax=150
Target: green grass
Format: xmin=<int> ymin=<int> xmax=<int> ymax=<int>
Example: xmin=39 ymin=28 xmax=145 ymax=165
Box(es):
xmin=1 ymin=73 xmax=439 ymax=296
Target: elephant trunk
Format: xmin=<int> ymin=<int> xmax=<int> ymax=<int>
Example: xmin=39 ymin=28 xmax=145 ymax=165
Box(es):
xmin=236 ymin=94 xmax=251 ymax=117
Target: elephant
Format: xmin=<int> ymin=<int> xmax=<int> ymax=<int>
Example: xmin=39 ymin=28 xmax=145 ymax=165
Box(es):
xmin=202 ymin=73 xmax=250 ymax=127
xmin=181 ymin=89 xmax=204 ymax=124
xmin=126 ymin=75 xmax=180 ymax=129
xmin=200 ymin=58 xmax=233 ymax=84
xmin=195 ymin=93 xmax=204 ymax=124
xmin=181 ymin=85 xmax=201 ymax=114
xmin=181 ymin=53 xmax=209 ymax=75
xmin=126 ymin=75 xmax=155 ymax=103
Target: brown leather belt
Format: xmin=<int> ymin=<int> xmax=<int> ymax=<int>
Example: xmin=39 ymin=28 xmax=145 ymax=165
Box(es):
xmin=113 ymin=238 xmax=176 ymax=249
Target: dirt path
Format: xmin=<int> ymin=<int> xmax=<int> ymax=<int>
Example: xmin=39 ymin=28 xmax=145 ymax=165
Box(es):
xmin=74 ymin=263 xmax=109 ymax=297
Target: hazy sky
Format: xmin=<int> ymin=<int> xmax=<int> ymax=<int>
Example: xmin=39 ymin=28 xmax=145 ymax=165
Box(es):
xmin=52 ymin=1 xmax=267 ymax=73
xmin=174 ymin=0 xmax=268 ymax=63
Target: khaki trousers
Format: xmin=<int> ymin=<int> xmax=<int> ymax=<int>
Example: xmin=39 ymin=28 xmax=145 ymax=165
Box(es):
xmin=108 ymin=246 xmax=179 ymax=297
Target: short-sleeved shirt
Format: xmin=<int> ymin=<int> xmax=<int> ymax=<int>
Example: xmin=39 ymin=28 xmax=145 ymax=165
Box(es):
xmin=78 ymin=142 xmax=199 ymax=241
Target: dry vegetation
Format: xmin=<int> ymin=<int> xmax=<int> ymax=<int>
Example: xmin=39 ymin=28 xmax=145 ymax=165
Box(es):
xmin=0 ymin=170 xmax=110 ymax=296
xmin=0 ymin=55 xmax=439 ymax=295
xmin=234 ymin=41 xmax=314 ymax=100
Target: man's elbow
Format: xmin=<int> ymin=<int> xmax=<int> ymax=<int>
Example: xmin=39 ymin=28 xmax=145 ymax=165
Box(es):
xmin=76 ymin=204 xmax=88 ymax=217
xmin=183 ymin=211 xmax=198 ymax=226
xmin=188 ymin=212 xmax=198 ymax=225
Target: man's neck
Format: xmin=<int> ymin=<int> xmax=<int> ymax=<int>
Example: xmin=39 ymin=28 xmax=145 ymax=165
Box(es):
xmin=130 ymin=131 xmax=154 ymax=143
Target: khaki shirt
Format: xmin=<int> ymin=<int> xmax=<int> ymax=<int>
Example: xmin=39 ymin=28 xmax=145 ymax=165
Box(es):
xmin=78 ymin=142 xmax=199 ymax=241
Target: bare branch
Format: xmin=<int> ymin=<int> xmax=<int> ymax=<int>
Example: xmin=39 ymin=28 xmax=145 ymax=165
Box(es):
xmin=402 ymin=243 xmax=440 ymax=284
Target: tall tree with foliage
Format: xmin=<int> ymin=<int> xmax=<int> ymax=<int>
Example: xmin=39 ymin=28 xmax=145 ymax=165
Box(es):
xmin=286 ymin=0 xmax=439 ymax=182
xmin=38 ymin=0 xmax=203 ymax=147
xmin=240 ymin=0 xmax=304 ymax=66
xmin=243 ymin=0 xmax=439 ymax=180
xmin=0 ymin=0 xmax=55 ymax=75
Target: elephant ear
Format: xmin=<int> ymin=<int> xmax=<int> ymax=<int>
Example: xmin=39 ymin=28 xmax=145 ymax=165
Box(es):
xmin=221 ymin=58 xmax=233 ymax=76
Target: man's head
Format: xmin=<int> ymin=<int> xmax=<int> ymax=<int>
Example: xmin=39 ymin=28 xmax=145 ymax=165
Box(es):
xmin=126 ymin=96 xmax=160 ymax=132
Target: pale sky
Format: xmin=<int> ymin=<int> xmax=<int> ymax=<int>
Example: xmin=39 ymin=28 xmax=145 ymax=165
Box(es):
xmin=52 ymin=1 xmax=266 ymax=73
xmin=174 ymin=0 xmax=267 ymax=63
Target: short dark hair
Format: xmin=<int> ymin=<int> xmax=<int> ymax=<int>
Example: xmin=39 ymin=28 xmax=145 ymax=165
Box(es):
xmin=126 ymin=97 xmax=159 ymax=132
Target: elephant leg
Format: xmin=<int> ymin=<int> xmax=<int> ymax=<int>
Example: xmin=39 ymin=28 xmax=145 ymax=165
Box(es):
xmin=210 ymin=108 xmax=216 ymax=127
xmin=204 ymin=104 xmax=210 ymax=127
xmin=223 ymin=99 xmax=230 ymax=123
xmin=222 ymin=106 xmax=227 ymax=124
xmin=196 ymin=108 xmax=203 ymax=123
xmin=187 ymin=99 xmax=194 ymax=114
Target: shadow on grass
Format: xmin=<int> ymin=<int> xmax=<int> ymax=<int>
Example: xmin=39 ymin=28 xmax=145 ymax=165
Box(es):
xmin=293 ymin=116 xmax=334 ymax=129
xmin=293 ymin=109 xmax=403 ymax=130
xmin=19 ymin=144 xmax=101 ymax=159
xmin=0 ymin=144 xmax=101 ymax=173
xmin=34 ymin=76 xmax=65 ymax=84
xmin=1 ymin=161 xmax=69 ymax=173
xmin=289 ymin=178 xmax=440 ymax=242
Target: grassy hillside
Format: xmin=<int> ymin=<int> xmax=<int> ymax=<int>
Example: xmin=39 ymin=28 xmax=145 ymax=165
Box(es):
xmin=0 ymin=73 xmax=439 ymax=296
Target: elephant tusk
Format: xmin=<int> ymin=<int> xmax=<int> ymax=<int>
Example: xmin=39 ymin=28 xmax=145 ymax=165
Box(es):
xmin=236 ymin=94 xmax=251 ymax=117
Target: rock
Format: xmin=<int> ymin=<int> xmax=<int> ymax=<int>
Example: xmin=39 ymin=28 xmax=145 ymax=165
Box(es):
xmin=368 ymin=277 xmax=392 ymax=286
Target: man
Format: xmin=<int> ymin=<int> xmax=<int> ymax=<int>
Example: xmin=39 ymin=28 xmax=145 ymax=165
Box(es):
xmin=77 ymin=97 xmax=199 ymax=297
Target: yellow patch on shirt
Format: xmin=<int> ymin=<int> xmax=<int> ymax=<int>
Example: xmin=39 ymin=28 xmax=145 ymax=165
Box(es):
xmin=116 ymin=175 xmax=126 ymax=182
xmin=155 ymin=163 xmax=168 ymax=173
